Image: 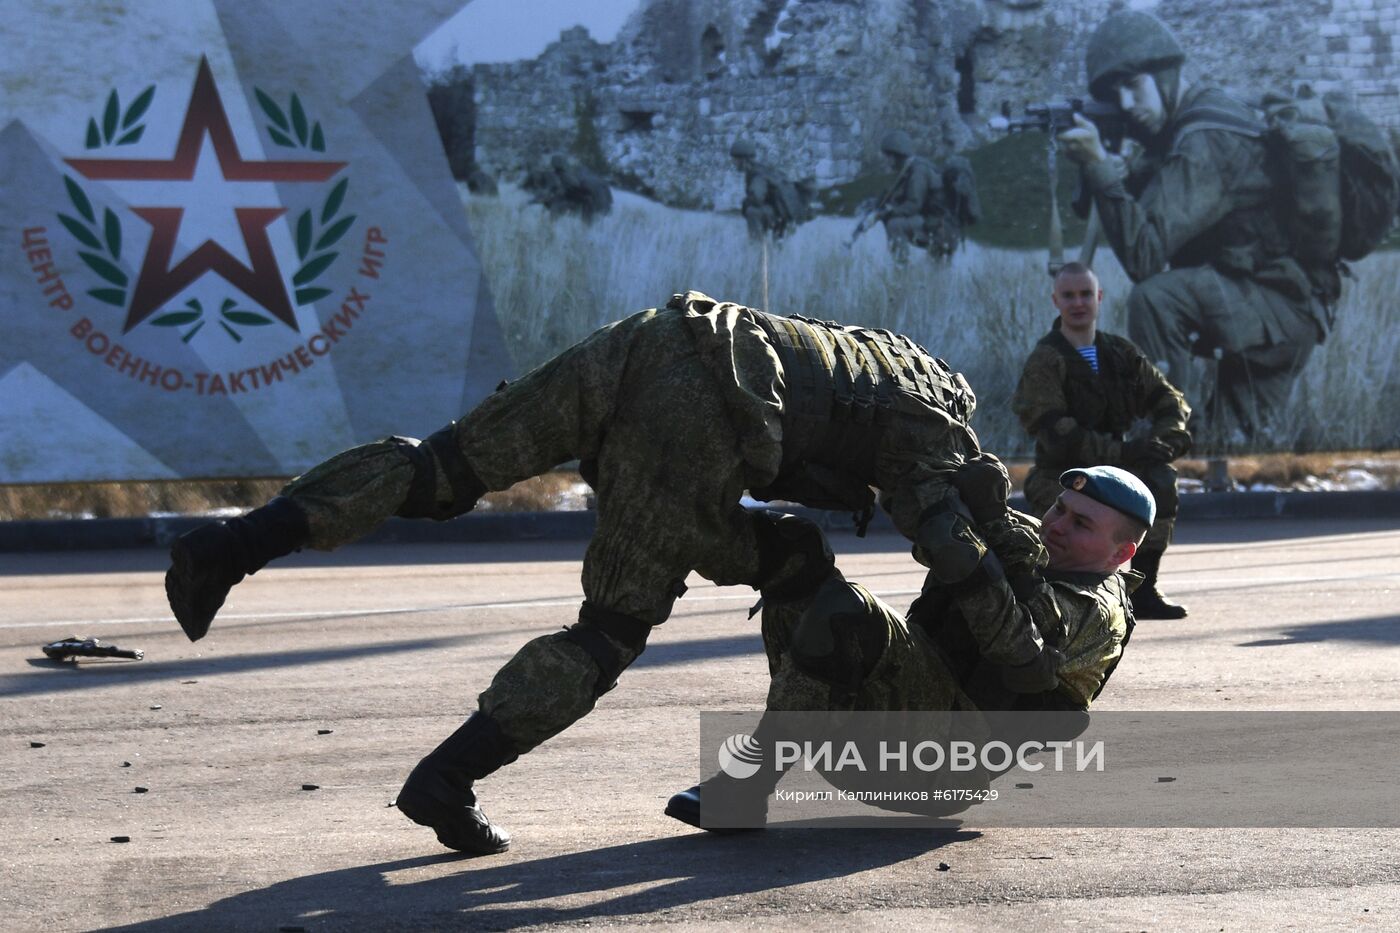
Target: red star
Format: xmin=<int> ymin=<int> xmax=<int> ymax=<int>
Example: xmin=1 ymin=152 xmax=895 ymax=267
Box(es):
xmin=66 ymin=57 xmax=345 ymax=333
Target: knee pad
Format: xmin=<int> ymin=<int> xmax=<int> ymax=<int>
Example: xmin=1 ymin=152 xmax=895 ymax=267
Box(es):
xmin=789 ymin=578 xmax=890 ymax=689
xmin=751 ymin=510 xmax=836 ymax=603
xmin=561 ymin=602 xmax=654 ymax=698
xmin=392 ymin=422 xmax=488 ymax=521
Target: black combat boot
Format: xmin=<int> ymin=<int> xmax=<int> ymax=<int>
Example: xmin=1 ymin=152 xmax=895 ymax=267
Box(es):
xmin=395 ymin=711 xmax=518 ymax=855
xmin=165 ymin=496 xmax=310 ymax=642
xmin=666 ymin=726 xmax=787 ymax=833
xmin=1130 ymin=548 xmax=1188 ymax=619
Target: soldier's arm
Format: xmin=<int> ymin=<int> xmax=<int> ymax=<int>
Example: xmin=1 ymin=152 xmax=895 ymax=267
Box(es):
xmin=1049 ymin=582 xmax=1129 ymax=708
xmin=747 ymin=174 xmax=770 ymax=207
xmin=885 ymin=165 xmax=928 ymax=218
xmin=1130 ymin=345 xmax=1192 ymax=458
xmin=1012 ymin=346 xmax=1124 ymax=463
xmin=1083 ymin=130 xmax=1248 ymax=282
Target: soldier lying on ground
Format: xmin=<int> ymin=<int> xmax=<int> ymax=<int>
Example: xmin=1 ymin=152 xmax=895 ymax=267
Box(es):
xmin=165 ymin=290 xmax=1049 ymax=856
xmin=664 ymin=464 xmax=1149 ymax=830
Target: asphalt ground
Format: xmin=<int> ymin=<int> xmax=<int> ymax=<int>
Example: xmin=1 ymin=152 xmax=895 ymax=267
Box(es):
xmin=2 ymin=516 xmax=1399 ymax=932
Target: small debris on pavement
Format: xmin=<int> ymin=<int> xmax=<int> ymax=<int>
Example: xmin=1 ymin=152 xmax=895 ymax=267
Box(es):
xmin=301 ymin=783 xmax=319 ymax=791
xmin=937 ymin=862 xmax=951 ymax=871
xmin=110 ymin=836 xmax=130 ymax=843
xmin=30 ymin=741 xmax=45 ymax=748
xmin=1015 ymin=782 xmax=1033 ymax=789
xmin=134 ymin=787 xmax=149 ymax=794
xmin=42 ymin=636 xmax=143 ymax=662
xmin=149 ymin=705 xmax=162 ymax=710
xmin=120 ymin=761 xmax=131 ymax=768
xmin=317 ymin=729 xmax=333 ymax=735
xmin=1157 ymin=776 xmax=1177 ymax=783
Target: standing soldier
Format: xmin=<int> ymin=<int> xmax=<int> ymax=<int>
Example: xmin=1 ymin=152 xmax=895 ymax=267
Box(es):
xmin=165 ymin=290 xmax=1049 ymax=856
xmin=1012 ymin=262 xmax=1192 ymax=619
xmin=1058 ymin=10 xmax=1334 ymax=445
xmin=730 ymin=138 xmax=811 ymax=240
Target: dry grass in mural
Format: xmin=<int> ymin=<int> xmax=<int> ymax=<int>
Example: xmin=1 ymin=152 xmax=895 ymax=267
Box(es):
xmin=468 ymin=183 xmax=1400 ymax=457
xmin=4 ymin=186 xmax=1396 ymax=520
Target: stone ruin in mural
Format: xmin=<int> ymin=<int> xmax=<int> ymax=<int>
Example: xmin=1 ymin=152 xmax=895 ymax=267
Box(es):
xmin=454 ymin=0 xmax=1400 ymax=210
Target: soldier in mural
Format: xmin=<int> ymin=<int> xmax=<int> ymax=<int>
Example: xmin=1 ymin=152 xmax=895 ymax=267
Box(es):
xmin=1057 ymin=9 xmax=1384 ymax=446
xmin=1012 ymin=262 xmax=1192 ymax=620
xmin=165 ymin=290 xmax=1054 ymax=855
xmin=525 ymin=153 xmax=612 ymax=221
xmin=729 ymin=138 xmax=813 ymax=240
xmin=665 ymin=463 xmax=1148 ymax=830
xmin=858 ymin=130 xmax=972 ymax=260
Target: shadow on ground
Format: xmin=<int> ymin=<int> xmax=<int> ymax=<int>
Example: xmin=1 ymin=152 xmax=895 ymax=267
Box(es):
xmin=1238 ymin=614 xmax=1400 ymax=647
xmin=103 ymin=827 xmax=975 ymax=931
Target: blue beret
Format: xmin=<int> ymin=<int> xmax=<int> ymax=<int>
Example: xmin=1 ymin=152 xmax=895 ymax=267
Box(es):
xmin=1060 ymin=466 xmax=1156 ymax=527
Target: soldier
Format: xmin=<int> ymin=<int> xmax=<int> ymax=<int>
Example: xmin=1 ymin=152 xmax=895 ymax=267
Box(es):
xmin=529 ymin=153 xmax=612 ymax=221
xmin=1058 ymin=10 xmax=1330 ymax=445
xmin=665 ymin=463 xmax=1150 ymax=830
xmin=1012 ymin=262 xmax=1191 ymax=619
xmin=730 ymin=138 xmax=811 ymax=240
xmin=871 ymin=130 xmax=965 ymax=259
xmin=165 ymin=290 xmax=1051 ymax=856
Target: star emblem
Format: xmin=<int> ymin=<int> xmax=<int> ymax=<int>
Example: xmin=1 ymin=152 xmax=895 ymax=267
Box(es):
xmin=65 ymin=57 xmax=346 ymax=333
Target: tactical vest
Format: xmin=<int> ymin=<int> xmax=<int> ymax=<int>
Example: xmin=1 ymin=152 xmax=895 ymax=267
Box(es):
xmin=750 ymin=312 xmax=976 ymax=524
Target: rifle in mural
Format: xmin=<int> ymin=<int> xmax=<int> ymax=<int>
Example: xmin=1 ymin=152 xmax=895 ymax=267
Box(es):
xmin=843 ymin=158 xmax=914 ymax=250
xmin=1005 ymin=98 xmax=1124 ymax=276
xmin=1007 ymin=98 xmax=1129 ymax=154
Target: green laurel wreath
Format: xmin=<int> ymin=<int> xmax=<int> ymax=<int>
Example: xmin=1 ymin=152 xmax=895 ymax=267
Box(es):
xmin=57 ymin=176 xmax=128 ymax=308
xmin=86 ymin=86 xmax=155 ymax=148
xmin=150 ymin=297 xmax=274 ymax=343
xmin=254 ymin=88 xmax=326 ymax=151
xmin=291 ymin=178 xmax=356 ymax=304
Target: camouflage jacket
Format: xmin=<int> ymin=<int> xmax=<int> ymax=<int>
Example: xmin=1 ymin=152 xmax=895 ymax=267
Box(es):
xmin=915 ymin=559 xmax=1137 ymax=710
xmin=1084 ymin=85 xmax=1330 ymax=311
xmin=1012 ymin=321 xmax=1191 ymax=472
xmin=882 ymin=156 xmax=941 ymax=219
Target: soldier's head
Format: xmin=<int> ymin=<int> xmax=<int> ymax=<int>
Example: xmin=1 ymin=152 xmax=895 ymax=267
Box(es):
xmin=880 ymin=129 xmax=914 ymax=168
xmin=730 ymin=138 xmax=757 ymax=166
xmin=1086 ymin=10 xmax=1186 ymax=137
xmin=1041 ymin=467 xmax=1154 ymax=573
xmin=550 ymin=153 xmax=570 ymax=172
xmin=1051 ymin=262 xmax=1103 ymax=338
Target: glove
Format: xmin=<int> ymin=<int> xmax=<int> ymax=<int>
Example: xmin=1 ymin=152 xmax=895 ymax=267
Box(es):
xmin=1122 ymin=437 xmax=1174 ymax=465
xmin=951 ymin=456 xmax=1013 ymax=526
xmin=1000 ymin=647 xmax=1065 ymax=694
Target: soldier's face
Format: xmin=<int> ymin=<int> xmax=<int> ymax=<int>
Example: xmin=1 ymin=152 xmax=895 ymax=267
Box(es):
xmin=1117 ymin=73 xmax=1166 ymax=134
xmin=1040 ymin=490 xmax=1136 ymax=573
xmin=1051 ymin=270 xmax=1102 ymax=332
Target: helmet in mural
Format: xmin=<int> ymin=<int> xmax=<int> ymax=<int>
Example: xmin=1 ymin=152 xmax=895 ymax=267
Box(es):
xmin=730 ymin=138 xmax=757 ymax=159
xmin=1085 ymin=11 xmax=1186 ymax=103
xmin=880 ymin=129 xmax=914 ymax=158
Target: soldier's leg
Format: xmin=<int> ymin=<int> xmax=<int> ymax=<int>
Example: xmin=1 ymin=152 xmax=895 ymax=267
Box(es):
xmin=403 ymin=317 xmax=761 ymax=850
xmin=1129 ymin=462 xmax=1188 ymax=619
xmin=1127 ymin=268 xmax=1317 ymax=443
xmin=166 ymin=310 xmax=653 ymax=642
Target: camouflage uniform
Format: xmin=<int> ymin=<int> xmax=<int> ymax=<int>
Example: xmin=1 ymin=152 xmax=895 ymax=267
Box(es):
xmin=880 ymin=155 xmax=950 ymax=257
xmin=759 ymin=512 xmax=1133 ymax=716
xmin=1084 ymin=84 xmax=1329 ymax=445
xmin=1011 ymin=320 xmax=1191 ymax=551
xmin=281 ymin=291 xmax=1001 ymax=756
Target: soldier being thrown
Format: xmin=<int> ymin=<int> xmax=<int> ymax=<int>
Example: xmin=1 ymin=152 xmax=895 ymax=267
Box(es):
xmin=165 ymin=290 xmax=1052 ymax=856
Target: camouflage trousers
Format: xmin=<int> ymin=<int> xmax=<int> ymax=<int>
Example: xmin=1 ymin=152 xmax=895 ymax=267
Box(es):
xmin=1023 ymin=460 xmax=1178 ymax=551
xmin=1126 ymin=266 xmax=1320 ymax=446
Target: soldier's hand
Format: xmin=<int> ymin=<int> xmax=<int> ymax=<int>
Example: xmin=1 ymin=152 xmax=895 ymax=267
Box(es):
xmin=1001 ymin=646 xmax=1065 ymax=694
xmin=952 ymin=456 xmax=1012 ymax=526
xmin=1057 ymin=114 xmax=1108 ymax=166
xmin=1122 ymin=437 xmax=1175 ymax=465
